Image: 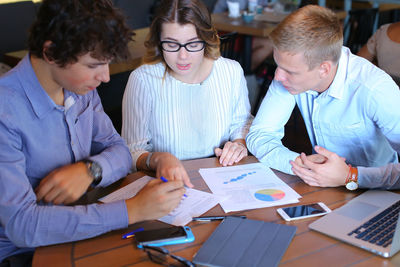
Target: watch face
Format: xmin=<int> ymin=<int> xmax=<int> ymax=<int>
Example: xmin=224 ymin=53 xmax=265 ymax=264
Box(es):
xmin=90 ymin=161 xmax=102 ymax=179
xmin=346 ymin=181 xmax=358 ymax=191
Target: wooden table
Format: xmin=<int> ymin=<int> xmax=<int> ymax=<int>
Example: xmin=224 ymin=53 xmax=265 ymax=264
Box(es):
xmin=32 ymin=156 xmax=400 ymax=267
xmin=2 ymin=27 xmax=149 ymax=76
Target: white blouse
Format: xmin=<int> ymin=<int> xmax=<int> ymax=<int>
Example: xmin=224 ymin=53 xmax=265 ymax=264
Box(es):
xmin=122 ymin=57 xmax=253 ymax=170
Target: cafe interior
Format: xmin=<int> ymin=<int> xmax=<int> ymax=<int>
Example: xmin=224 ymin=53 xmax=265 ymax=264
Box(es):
xmin=0 ymin=0 xmax=400 ymax=266
xmin=1 ymin=0 xmax=399 ymax=154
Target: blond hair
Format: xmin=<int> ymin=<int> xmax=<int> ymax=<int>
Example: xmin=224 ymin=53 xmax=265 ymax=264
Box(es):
xmin=270 ymin=5 xmax=343 ymax=69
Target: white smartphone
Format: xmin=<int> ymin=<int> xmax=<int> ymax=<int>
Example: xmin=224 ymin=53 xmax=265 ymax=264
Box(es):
xmin=277 ymin=202 xmax=331 ymax=221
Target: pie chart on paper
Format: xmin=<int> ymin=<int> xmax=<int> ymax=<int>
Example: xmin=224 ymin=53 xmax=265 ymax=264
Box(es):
xmin=254 ymin=189 xmax=285 ymax=202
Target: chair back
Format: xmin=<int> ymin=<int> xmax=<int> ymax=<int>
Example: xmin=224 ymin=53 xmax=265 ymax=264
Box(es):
xmin=219 ymin=32 xmax=239 ymax=60
xmin=112 ymin=0 xmax=156 ymax=29
xmin=0 ymin=1 xmax=37 ymax=62
xmin=202 ymin=0 xmax=218 ymax=12
xmin=344 ymin=8 xmax=379 ymax=54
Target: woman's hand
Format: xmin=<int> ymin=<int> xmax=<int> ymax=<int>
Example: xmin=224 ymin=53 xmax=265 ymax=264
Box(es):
xmin=215 ymin=139 xmax=248 ymax=166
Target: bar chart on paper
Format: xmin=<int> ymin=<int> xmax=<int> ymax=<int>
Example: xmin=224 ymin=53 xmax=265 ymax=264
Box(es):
xmin=223 ymin=171 xmax=256 ymax=184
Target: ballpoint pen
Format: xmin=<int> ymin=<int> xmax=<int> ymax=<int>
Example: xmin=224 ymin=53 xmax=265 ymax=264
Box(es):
xmin=122 ymin=227 xmax=145 ymax=239
xmin=192 ymin=215 xmax=247 ymax=222
xmin=160 ymin=176 xmax=188 ymax=197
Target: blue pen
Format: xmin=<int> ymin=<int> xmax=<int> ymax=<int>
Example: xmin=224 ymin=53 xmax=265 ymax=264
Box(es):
xmin=160 ymin=176 xmax=188 ymax=197
xmin=122 ymin=227 xmax=144 ymax=239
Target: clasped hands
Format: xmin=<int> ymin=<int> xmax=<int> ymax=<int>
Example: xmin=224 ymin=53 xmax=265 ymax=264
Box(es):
xmin=290 ymin=146 xmax=349 ymax=187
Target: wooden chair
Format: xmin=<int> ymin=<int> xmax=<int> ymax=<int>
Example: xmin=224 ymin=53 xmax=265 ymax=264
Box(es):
xmin=112 ymin=0 xmax=156 ymax=29
xmin=252 ymin=59 xmax=276 ymax=115
xmin=344 ymin=8 xmax=379 ymax=54
xmin=202 ymin=0 xmax=218 ymax=12
xmin=219 ymin=31 xmax=239 ymax=61
xmin=97 ymin=71 xmax=131 ymax=133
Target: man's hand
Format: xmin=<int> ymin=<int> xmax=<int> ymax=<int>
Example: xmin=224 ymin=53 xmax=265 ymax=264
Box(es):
xmin=294 ymin=153 xmax=327 ymax=168
xmin=215 ymin=140 xmax=248 ymax=167
xmin=35 ymin=162 xmax=93 ymax=205
xmin=126 ymin=179 xmax=185 ymax=224
xmin=152 ymin=152 xmax=193 ymax=188
xmin=290 ymin=146 xmax=349 ymax=187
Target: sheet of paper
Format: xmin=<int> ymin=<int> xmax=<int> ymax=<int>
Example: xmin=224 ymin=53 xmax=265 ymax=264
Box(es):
xmin=199 ymin=163 xmax=301 ymax=212
xmin=99 ymin=176 xmax=152 ymax=203
xmin=99 ymin=176 xmax=221 ymax=226
xmin=159 ymin=188 xmax=223 ymax=226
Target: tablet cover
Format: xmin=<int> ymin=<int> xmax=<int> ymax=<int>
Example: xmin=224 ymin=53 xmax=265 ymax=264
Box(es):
xmin=193 ymin=217 xmax=296 ymax=267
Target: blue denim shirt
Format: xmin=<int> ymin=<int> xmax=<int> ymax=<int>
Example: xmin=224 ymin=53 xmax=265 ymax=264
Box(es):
xmin=247 ymin=47 xmax=400 ymax=182
xmin=0 ymin=55 xmax=132 ymax=261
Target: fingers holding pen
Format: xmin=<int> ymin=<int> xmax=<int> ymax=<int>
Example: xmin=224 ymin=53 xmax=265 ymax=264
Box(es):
xmin=126 ymin=179 xmax=186 ymax=224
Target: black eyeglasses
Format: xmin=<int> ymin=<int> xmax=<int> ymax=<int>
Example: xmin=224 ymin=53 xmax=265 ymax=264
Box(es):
xmin=142 ymin=245 xmax=196 ymax=267
xmin=160 ymin=41 xmax=206 ymax=52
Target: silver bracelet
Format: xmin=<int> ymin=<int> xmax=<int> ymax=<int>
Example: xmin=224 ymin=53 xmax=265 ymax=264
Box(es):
xmin=146 ymin=152 xmax=153 ymax=169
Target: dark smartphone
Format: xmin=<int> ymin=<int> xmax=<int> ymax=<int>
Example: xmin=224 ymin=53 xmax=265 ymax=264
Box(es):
xmin=135 ymin=226 xmax=195 ymax=248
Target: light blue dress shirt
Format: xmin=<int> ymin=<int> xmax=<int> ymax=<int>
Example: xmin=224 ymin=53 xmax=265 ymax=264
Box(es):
xmin=0 ymin=55 xmax=132 ymax=261
xmin=247 ymin=47 xmax=400 ymax=180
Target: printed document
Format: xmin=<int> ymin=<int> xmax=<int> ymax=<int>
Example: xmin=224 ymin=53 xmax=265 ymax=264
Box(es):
xmin=99 ymin=176 xmax=221 ymax=226
xmin=199 ymin=163 xmax=301 ymax=212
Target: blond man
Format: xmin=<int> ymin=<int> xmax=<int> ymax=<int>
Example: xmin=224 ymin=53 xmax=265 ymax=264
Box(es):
xmin=246 ymin=5 xmax=400 ymax=190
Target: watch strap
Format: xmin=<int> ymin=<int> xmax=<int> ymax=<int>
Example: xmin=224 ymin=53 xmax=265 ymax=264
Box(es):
xmin=345 ymin=165 xmax=358 ymax=190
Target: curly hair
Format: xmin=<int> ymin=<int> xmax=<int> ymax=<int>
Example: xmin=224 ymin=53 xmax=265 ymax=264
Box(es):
xmin=28 ymin=0 xmax=134 ymax=67
xmin=144 ymin=0 xmax=220 ymax=65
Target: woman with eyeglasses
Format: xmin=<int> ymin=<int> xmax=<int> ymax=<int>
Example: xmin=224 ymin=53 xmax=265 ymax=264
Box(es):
xmin=122 ymin=0 xmax=253 ymax=186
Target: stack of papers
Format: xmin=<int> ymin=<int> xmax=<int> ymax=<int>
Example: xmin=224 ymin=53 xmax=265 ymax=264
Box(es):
xmin=199 ymin=163 xmax=301 ymax=212
xmin=99 ymin=163 xmax=301 ymax=225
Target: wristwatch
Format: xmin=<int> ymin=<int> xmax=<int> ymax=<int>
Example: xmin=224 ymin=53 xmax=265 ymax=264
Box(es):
xmin=345 ymin=166 xmax=358 ymax=191
xmin=82 ymin=159 xmax=103 ymax=186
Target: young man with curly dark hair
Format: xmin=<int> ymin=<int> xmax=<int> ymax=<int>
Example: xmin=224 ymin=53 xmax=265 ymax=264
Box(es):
xmin=0 ymin=0 xmax=185 ymax=265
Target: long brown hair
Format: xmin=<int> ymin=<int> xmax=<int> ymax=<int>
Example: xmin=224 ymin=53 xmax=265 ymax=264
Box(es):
xmin=143 ymin=0 xmax=220 ymax=65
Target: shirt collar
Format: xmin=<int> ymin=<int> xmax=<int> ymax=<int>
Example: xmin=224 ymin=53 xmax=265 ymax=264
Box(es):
xmin=321 ymin=46 xmax=349 ymax=100
xmin=17 ymin=55 xmax=77 ymax=118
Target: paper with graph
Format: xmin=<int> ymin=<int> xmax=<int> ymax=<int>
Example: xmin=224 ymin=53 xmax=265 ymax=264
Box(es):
xmin=199 ymin=163 xmax=301 ymax=212
xmin=99 ymin=176 xmax=221 ymax=226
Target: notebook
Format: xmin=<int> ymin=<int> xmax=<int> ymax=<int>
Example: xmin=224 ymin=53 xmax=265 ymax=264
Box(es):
xmin=309 ymin=190 xmax=400 ymax=258
xmin=193 ymin=216 xmax=296 ymax=267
